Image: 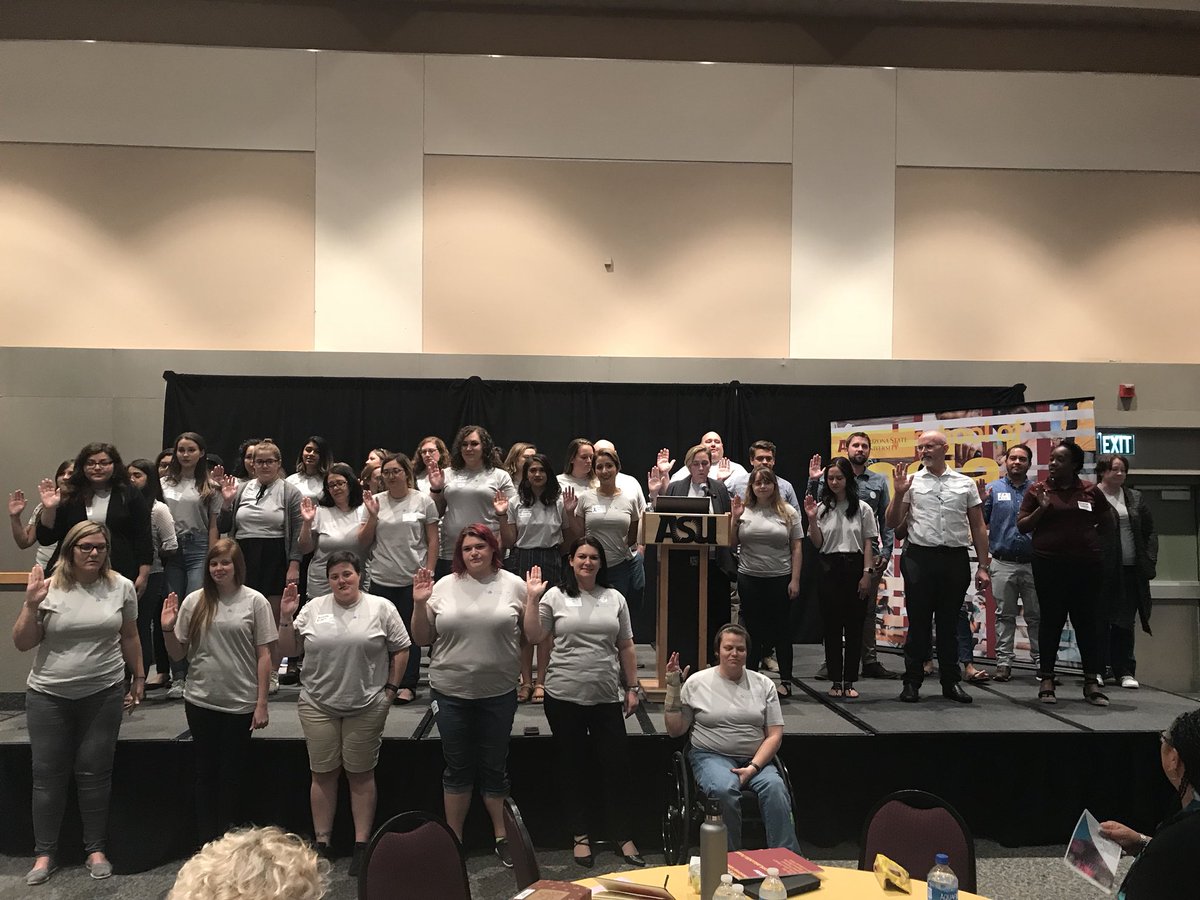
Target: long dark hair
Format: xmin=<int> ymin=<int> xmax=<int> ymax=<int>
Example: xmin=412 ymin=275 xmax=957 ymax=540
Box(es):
xmin=235 ymin=437 xmax=262 ymax=479
xmin=818 ymin=456 xmax=860 ymax=518
xmin=517 ymin=453 xmax=561 ymax=508
xmin=318 ymin=463 xmax=363 ymax=509
xmin=128 ymin=458 xmax=166 ymax=504
xmin=294 ymin=435 xmax=333 ymax=477
xmin=450 ymin=425 xmax=497 ymax=471
xmin=63 ymin=442 xmax=130 ymax=503
xmin=165 ymin=431 xmax=216 ymax=500
xmin=560 ymin=536 xmax=612 ymax=598
xmin=1165 ymin=708 xmax=1200 ymax=802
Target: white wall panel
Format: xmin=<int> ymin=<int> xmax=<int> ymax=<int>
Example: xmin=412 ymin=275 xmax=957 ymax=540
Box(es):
xmin=897 ymin=70 xmax=1200 ymax=172
xmin=424 ymin=55 xmax=793 ymax=163
xmin=0 ymin=41 xmax=315 ymax=150
xmin=791 ymin=67 xmax=896 ymax=359
xmin=314 ymin=52 xmax=424 ymax=352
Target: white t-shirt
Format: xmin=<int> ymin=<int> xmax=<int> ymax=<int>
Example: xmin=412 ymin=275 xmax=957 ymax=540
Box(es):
xmin=370 ymin=491 xmax=439 ymax=588
xmin=425 ymin=569 xmax=524 ymax=699
xmin=162 ymin=479 xmax=222 ymax=536
xmin=436 ymin=468 xmax=518 ymax=561
xmin=176 ymin=585 xmax=278 ymax=714
xmin=813 ymin=499 xmax=880 ymax=555
xmin=286 ymin=472 xmax=325 ymax=502
xmin=736 ymin=504 xmax=803 ymax=577
xmin=510 ymin=497 xmax=566 ymax=549
xmin=680 ymin=666 xmax=783 ymax=758
xmin=85 ymin=488 xmax=111 ymax=525
xmin=307 ymin=505 xmax=368 ymax=599
xmin=28 ymin=503 xmax=53 ymax=568
xmin=27 ymin=574 xmax=138 ymax=700
xmin=235 ymin=479 xmax=287 ymax=538
xmin=295 ymin=592 xmax=411 ymax=713
xmin=539 ymin=586 xmax=632 ymax=705
xmin=576 ymin=489 xmax=640 ymax=567
xmin=150 ymin=499 xmax=179 ymax=574
xmin=615 ymin=473 xmax=648 ymax=518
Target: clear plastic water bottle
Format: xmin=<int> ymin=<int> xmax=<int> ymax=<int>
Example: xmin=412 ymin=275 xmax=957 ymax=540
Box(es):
xmin=927 ymin=853 xmax=959 ymax=900
xmin=731 ymin=886 xmax=746 ymax=896
xmin=712 ymin=873 xmax=737 ymax=898
xmin=758 ymin=867 xmax=787 ymax=900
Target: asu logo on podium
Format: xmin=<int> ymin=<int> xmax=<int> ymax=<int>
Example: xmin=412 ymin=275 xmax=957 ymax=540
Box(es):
xmin=643 ymin=512 xmax=730 ymax=547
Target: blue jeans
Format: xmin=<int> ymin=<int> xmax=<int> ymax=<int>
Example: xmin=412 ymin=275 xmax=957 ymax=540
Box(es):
xmin=164 ymin=532 xmax=207 ymax=680
xmin=432 ymin=689 xmax=518 ymax=796
xmin=689 ymin=748 xmax=800 ymax=853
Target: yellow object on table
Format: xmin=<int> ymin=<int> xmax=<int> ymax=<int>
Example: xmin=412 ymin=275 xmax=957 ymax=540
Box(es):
xmin=577 ymin=863 xmax=990 ymax=898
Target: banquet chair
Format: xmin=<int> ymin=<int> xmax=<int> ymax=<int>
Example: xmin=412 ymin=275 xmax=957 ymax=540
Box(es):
xmin=857 ymin=789 xmax=977 ymax=893
xmin=502 ymin=797 xmax=540 ymax=890
xmin=661 ymin=748 xmax=798 ymax=865
xmin=358 ymin=810 xmax=471 ymax=900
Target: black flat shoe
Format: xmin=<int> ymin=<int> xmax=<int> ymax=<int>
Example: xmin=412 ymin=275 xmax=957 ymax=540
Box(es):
xmin=899 ymin=684 xmax=920 ymax=703
xmin=777 ymin=681 xmax=792 ymax=698
xmin=942 ymin=684 xmax=973 ymax=704
xmin=573 ymin=836 xmax=594 ymax=868
xmin=618 ymin=840 xmax=646 ymax=868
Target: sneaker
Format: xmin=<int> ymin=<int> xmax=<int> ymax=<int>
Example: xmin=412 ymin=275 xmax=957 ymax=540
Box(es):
xmin=494 ymin=837 xmax=513 ymax=868
xmin=269 ymin=671 xmax=280 ymax=695
xmin=166 ymin=680 xmax=185 ymax=700
xmin=1120 ymin=675 xmax=1140 ymax=689
xmin=762 ymin=654 xmax=779 ymax=673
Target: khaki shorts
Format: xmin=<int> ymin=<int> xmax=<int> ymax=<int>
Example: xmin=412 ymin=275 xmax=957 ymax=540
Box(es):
xmin=297 ymin=693 xmax=391 ymax=774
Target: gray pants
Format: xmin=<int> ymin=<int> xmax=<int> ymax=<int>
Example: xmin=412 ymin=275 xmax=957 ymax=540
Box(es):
xmin=26 ymin=683 xmax=125 ymax=856
xmin=989 ymin=559 xmax=1040 ymax=667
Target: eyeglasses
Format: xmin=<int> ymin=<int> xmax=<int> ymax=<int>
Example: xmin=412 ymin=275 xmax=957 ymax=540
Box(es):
xmin=254 ymin=458 xmax=280 ymax=466
xmin=419 ymin=448 xmax=440 ymax=456
xmin=84 ymin=460 xmax=114 ymax=469
xmin=75 ymin=543 xmax=108 ymax=554
xmin=381 ymin=469 xmax=405 ymax=479
xmin=326 ymin=479 xmax=349 ymax=489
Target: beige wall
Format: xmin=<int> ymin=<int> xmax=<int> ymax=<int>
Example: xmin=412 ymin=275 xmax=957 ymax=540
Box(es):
xmin=894 ymin=167 xmax=1200 ymax=362
xmin=422 ymin=156 xmax=792 ymax=358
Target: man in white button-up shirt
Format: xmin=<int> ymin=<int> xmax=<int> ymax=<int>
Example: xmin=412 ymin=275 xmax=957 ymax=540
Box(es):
xmin=885 ymin=431 xmax=991 ymax=704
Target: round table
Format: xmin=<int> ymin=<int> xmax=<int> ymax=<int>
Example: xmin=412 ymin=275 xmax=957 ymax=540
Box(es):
xmin=578 ymin=863 xmax=988 ymax=898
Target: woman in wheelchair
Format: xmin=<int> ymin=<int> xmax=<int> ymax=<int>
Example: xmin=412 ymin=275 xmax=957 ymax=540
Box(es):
xmin=664 ymin=624 xmax=801 ymax=852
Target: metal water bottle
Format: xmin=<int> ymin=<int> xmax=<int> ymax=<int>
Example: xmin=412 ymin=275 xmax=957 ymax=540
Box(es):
xmin=699 ymin=794 xmax=728 ymax=900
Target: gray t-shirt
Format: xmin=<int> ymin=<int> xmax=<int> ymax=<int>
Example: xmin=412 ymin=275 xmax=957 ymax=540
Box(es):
xmin=425 ymin=569 xmax=524 ymax=699
xmin=680 ymin=666 xmax=783 ymax=758
xmin=150 ymin=499 xmax=179 ymax=575
xmin=736 ymin=504 xmax=803 ymax=577
xmin=814 ymin=498 xmax=879 ymax=555
xmin=286 ymin=472 xmax=325 ymax=501
xmin=176 ymin=585 xmax=278 ymax=714
xmin=511 ymin=497 xmax=566 ymax=549
xmin=539 ymin=586 xmax=632 ymax=705
xmin=27 ymin=574 xmax=137 ymax=700
xmin=295 ymin=592 xmax=411 ymax=713
xmin=162 ymin=479 xmax=222 ymax=536
xmin=307 ymin=505 xmax=368 ymax=598
xmin=235 ymin=479 xmax=287 ymax=538
xmin=576 ymin=489 xmax=639 ymax=566
xmin=436 ymin=468 xmax=518 ymax=560
xmin=370 ymin=491 xmax=438 ymax=587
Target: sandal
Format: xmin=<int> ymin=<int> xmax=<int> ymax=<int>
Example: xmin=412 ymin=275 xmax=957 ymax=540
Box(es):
xmin=778 ymin=681 xmax=792 ymax=698
xmin=573 ymin=836 xmax=594 ymax=869
xmin=828 ymin=682 xmax=844 ymax=698
xmin=1085 ymin=686 xmax=1110 ymax=707
xmin=532 ymin=684 xmax=545 ymax=704
xmin=966 ymin=669 xmax=991 ymax=683
xmin=1038 ymin=678 xmax=1056 ymax=704
xmin=394 ymin=688 xmax=416 ymax=705
xmin=843 ymin=683 xmax=859 ymax=699
xmin=517 ymin=682 xmax=534 ymax=703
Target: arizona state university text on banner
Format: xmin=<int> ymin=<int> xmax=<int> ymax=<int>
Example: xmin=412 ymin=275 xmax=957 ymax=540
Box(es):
xmin=831 ymin=398 xmax=1097 ymax=669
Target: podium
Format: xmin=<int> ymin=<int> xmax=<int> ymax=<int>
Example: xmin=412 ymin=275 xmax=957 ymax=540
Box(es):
xmin=638 ymin=510 xmax=732 ymax=700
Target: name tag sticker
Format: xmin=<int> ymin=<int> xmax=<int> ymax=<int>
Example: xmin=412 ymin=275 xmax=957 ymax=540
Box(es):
xmin=315 ymin=613 xmax=336 ymax=625
xmin=590 ymin=505 xmax=606 ymax=514
xmin=401 ymin=512 xmax=422 ymax=523
xmin=869 ymin=490 xmax=877 ymax=499
xmin=1077 ymin=500 xmax=1093 ymax=512
xmin=597 ymin=593 xmax=609 ymax=603
xmin=564 ymin=597 xmax=583 ymax=608
xmin=997 ymin=492 xmax=1012 ymax=501
xmin=518 ymin=508 xmax=533 ymax=520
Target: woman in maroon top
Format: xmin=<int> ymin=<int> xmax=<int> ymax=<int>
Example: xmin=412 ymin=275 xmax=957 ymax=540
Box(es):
xmin=1017 ymin=441 xmax=1114 ymax=706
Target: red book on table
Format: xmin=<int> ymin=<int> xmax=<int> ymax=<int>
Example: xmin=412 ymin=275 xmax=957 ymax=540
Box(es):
xmin=726 ymin=848 xmax=823 ymax=879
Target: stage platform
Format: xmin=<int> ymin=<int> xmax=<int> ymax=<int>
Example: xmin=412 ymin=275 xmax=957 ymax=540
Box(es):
xmin=0 ymin=645 xmax=1194 ymax=873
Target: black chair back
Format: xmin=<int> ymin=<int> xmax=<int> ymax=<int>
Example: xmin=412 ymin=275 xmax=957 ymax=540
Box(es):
xmin=502 ymin=797 xmax=540 ymax=890
xmin=359 ymin=810 xmax=471 ymax=900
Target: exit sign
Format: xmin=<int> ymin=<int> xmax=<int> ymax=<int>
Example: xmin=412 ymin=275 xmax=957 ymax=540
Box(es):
xmin=1098 ymin=432 xmax=1136 ymax=455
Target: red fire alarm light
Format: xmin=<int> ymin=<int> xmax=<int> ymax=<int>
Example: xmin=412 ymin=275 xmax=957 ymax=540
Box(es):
xmin=1118 ymin=384 xmax=1136 ymax=399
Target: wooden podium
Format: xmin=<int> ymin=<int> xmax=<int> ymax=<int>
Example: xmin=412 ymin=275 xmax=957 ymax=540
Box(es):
xmin=638 ymin=510 xmax=732 ymax=700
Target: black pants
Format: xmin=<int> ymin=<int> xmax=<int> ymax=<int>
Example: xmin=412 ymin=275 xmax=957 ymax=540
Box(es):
xmin=739 ymin=573 xmax=794 ymax=680
xmin=901 ymin=545 xmax=970 ymax=688
xmin=817 ymin=552 xmax=867 ymax=683
xmin=137 ymin=571 xmax=169 ymax=676
xmin=373 ymin=583 xmax=421 ymax=689
xmin=542 ymin=694 xmax=634 ymax=840
xmin=1098 ymin=566 xmax=1141 ymax=678
xmin=185 ymin=702 xmax=254 ymax=844
xmin=1034 ymin=555 xmax=1102 ymax=678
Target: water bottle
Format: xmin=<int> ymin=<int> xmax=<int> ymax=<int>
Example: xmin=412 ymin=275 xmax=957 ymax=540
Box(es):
xmin=699 ymin=795 xmax=728 ymax=900
xmin=712 ymin=873 xmax=736 ymax=898
xmin=757 ymin=867 xmax=787 ymax=900
xmin=731 ymin=887 xmax=745 ymax=896
xmin=927 ymin=853 xmax=959 ymax=900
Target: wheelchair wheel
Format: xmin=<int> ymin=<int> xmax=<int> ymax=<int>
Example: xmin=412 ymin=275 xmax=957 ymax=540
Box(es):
xmin=661 ymin=804 xmax=686 ymax=866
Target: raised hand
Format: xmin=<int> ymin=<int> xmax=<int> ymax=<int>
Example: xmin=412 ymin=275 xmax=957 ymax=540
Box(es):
xmin=161 ymin=592 xmax=180 ymax=631
xmin=427 ymin=466 xmax=445 ymax=491
xmin=210 ymin=464 xmax=226 ymax=483
xmin=655 ymin=448 xmax=675 ymax=477
xmin=525 ymin=565 xmax=548 ymax=603
xmin=25 ymin=565 xmax=50 ymax=609
xmin=8 ymin=490 xmax=27 ymax=517
xmin=1035 ymin=483 xmax=1051 ymax=509
xmin=803 ymin=494 xmax=819 ymax=519
xmin=730 ymin=494 xmax=745 ymax=518
xmin=300 ymin=496 xmax=317 ymax=524
xmin=647 ymin=467 xmax=667 ymax=497
xmin=280 ymin=582 xmax=300 ymax=620
xmin=714 ymin=457 xmax=732 ymax=481
xmin=492 ymin=489 xmax=509 ymax=518
xmin=562 ymin=486 xmax=577 ymax=516
xmin=362 ymin=489 xmax=380 ymax=517
xmin=37 ymin=478 xmax=60 ymax=510
xmin=892 ymin=462 xmax=913 ymax=496
xmin=665 ymin=651 xmax=691 ymax=684
xmin=219 ymin=473 xmax=238 ymax=504
xmin=976 ymin=479 xmax=988 ymax=503
xmin=808 ymin=454 xmax=823 ymax=481
xmin=412 ymin=566 xmax=434 ymax=604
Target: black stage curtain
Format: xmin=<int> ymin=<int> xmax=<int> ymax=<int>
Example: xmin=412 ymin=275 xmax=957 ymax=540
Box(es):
xmin=163 ymin=371 xmax=1024 ymax=485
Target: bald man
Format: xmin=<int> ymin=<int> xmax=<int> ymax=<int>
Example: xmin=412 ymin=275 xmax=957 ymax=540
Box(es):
xmin=885 ymin=431 xmax=991 ymax=704
xmin=669 ymin=432 xmax=748 ymax=484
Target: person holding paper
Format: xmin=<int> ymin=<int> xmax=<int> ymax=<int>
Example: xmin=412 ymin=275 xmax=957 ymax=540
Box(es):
xmin=1100 ymin=708 xmax=1200 ymax=899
